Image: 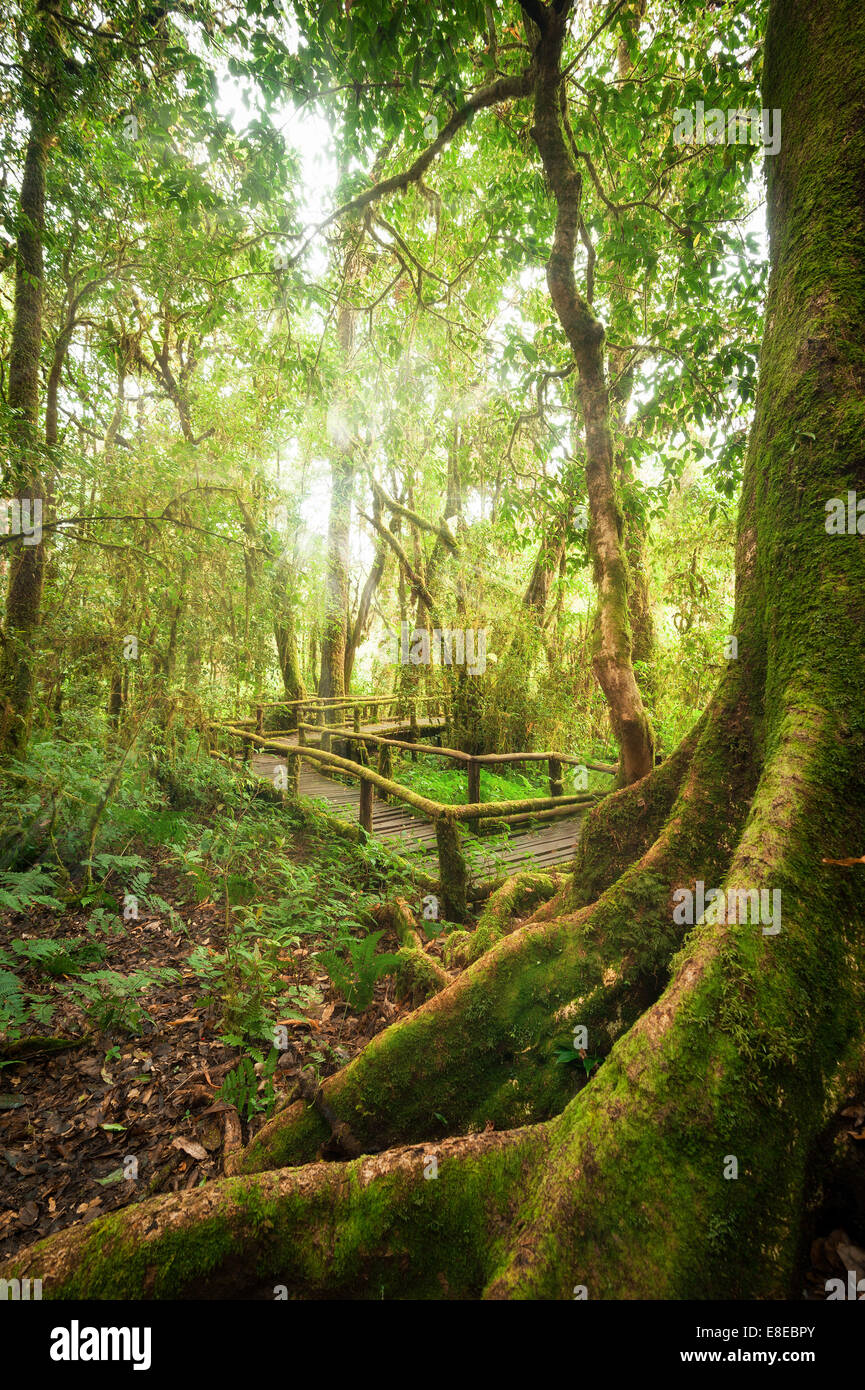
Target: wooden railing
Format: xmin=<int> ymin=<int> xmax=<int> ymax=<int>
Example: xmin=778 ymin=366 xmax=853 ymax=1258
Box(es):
xmin=243 ymin=693 xmax=446 ymax=737
xmin=209 ymin=708 xmax=615 ymax=921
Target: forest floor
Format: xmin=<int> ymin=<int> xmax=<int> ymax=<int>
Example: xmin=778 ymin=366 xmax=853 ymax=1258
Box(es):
xmin=0 ymin=834 xmax=454 ymax=1262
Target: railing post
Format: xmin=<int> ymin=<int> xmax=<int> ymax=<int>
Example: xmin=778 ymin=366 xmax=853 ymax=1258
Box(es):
xmin=289 ymin=749 xmax=300 ymax=797
xmin=255 ymin=704 xmax=264 ymax=736
xmin=548 ymin=756 xmax=564 ymax=798
xmin=359 ymin=778 xmax=374 ymax=834
xmin=378 ymin=742 xmax=392 ymax=800
xmin=436 ymin=814 xmax=468 ymax=922
xmin=467 ymin=757 xmax=481 ymax=833
xmin=297 ymin=719 xmax=306 ymax=747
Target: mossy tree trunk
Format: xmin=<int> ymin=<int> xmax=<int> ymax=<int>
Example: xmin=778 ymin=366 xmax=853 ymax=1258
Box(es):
xmin=7 ymin=0 xmax=865 ymax=1301
xmin=0 ymin=118 xmax=51 ymax=760
xmin=319 ymin=249 xmax=359 ymax=703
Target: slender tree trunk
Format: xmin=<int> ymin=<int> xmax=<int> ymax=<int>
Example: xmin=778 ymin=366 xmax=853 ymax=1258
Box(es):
xmin=345 ymin=494 xmax=387 ymax=688
xmin=319 ymin=455 xmax=353 ymax=701
xmin=528 ymin=2 xmax=654 ymax=785
xmin=0 ymin=124 xmax=50 ymax=759
xmin=319 ymin=294 xmax=357 ymax=703
xmin=275 ymin=598 xmax=305 ymax=704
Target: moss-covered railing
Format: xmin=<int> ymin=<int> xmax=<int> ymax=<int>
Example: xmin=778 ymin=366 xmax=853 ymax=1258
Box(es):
xmin=209 ymin=717 xmax=613 ymax=920
xmin=240 ymin=693 xmax=447 ymax=737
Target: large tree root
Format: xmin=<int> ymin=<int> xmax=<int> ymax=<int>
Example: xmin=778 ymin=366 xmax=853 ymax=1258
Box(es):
xmin=442 ymin=870 xmax=565 ymax=968
xmin=4 ymin=687 xmax=864 ymax=1298
xmin=0 ymin=1128 xmax=547 ymax=1299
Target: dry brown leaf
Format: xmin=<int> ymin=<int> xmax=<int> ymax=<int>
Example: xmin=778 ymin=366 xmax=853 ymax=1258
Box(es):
xmin=222 ymin=1108 xmax=242 ymax=1155
xmin=170 ymin=1135 xmax=208 ymax=1161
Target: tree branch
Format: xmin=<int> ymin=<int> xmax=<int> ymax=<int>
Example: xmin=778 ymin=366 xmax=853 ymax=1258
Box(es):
xmin=290 ymin=70 xmax=533 ymax=265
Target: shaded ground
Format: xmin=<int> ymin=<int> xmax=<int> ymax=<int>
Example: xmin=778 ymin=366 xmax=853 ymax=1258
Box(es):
xmin=0 ymin=845 xmax=452 ymax=1260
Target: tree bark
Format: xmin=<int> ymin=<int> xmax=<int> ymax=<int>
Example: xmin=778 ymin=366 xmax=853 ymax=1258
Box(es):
xmin=319 ymin=290 xmax=357 ymax=703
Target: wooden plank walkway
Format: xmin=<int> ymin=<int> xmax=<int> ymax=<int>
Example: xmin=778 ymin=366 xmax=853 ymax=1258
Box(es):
xmin=252 ymin=751 xmax=586 ymax=877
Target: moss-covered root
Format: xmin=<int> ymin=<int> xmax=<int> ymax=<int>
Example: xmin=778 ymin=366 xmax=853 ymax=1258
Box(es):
xmin=566 ymin=708 xmax=705 ymax=910
xmin=391 ymin=947 xmax=450 ymax=1007
xmin=229 ymin=668 xmax=760 ymax=1179
xmin=443 ymin=871 xmax=564 ymax=969
xmin=371 ymin=897 xmax=450 ymax=1006
xmin=0 ymin=1127 xmax=546 ymax=1300
xmin=229 ymin=637 xmax=760 ymax=1181
xmin=227 ymin=875 xmax=689 ymax=1177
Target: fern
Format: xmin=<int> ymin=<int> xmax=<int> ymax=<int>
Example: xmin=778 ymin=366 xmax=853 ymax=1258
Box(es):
xmin=317 ymin=930 xmax=401 ymax=1012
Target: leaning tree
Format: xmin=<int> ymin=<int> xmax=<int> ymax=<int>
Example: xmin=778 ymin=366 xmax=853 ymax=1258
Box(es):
xmin=4 ymin=0 xmax=865 ymax=1298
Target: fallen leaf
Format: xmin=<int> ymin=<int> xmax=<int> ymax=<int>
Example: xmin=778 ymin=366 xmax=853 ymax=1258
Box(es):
xmin=170 ymin=1135 xmax=208 ymax=1161
xmin=223 ymin=1108 xmax=242 ymax=1155
xmin=94 ymin=1169 xmax=125 ymax=1186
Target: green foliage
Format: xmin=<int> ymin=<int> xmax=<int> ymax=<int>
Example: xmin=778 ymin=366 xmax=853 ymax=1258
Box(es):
xmin=0 ymin=867 xmax=65 ymax=913
xmin=393 ymin=755 xmax=545 ymax=806
xmin=66 ymin=967 xmax=180 ymax=1036
xmin=8 ymin=936 xmax=108 ymax=977
xmin=554 ymin=1044 xmax=601 ymax=1078
xmin=317 ymin=931 xmax=401 ymax=1013
xmin=218 ymin=1049 xmax=279 ymax=1122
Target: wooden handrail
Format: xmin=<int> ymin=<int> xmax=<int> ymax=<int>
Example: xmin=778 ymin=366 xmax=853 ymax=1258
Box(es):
xmin=317 ymin=722 xmax=615 ymax=774
xmin=250 ymin=693 xmax=443 ymax=711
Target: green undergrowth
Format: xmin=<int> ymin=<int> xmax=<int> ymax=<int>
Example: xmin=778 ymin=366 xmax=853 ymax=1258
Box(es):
xmin=391 ymin=753 xmax=609 ymax=807
xmin=0 ymin=729 xmax=445 ymax=1088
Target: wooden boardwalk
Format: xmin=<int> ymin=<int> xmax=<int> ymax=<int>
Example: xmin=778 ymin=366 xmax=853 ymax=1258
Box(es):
xmin=252 ymin=748 xmax=586 ymax=877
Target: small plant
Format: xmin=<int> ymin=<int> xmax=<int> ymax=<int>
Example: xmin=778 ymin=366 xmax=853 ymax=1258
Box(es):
xmin=189 ymin=924 xmax=320 ymax=1046
xmin=554 ymin=1043 xmax=602 ymax=1077
xmin=67 ymin=967 xmax=179 ymax=1035
xmin=218 ymin=1049 xmax=279 ymax=1121
xmin=0 ymin=968 xmax=54 ymax=1037
xmin=10 ymin=936 xmax=108 ymax=977
xmin=0 ymin=867 xmax=65 ymax=913
xmin=85 ymin=907 xmax=123 ymax=937
xmin=317 ymin=930 xmax=401 ymax=1012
